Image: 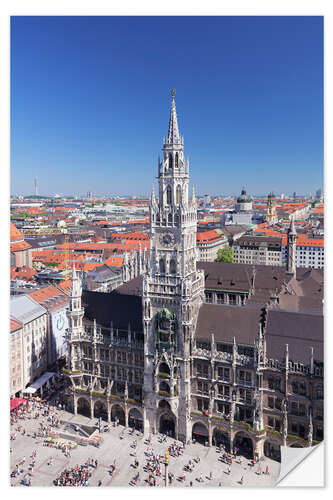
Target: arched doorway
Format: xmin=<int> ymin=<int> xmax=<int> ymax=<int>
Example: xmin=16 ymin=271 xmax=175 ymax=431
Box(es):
xmin=77 ymin=397 xmax=90 ymax=417
xmin=192 ymin=422 xmax=209 ymax=445
xmin=264 ymin=440 xmax=281 ymax=462
xmin=233 ymin=431 xmax=254 ymax=459
xmin=111 ymin=404 xmax=125 ymax=426
xmin=159 ymin=413 xmax=175 ymax=438
xmin=128 ymin=408 xmax=143 ymax=431
xmin=213 ymin=428 xmax=230 ymax=451
xmin=93 ymin=400 xmax=108 ymax=421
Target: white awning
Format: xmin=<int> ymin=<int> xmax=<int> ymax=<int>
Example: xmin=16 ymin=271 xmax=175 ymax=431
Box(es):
xmin=22 ymin=386 xmax=37 ymax=394
xmin=22 ymin=371 xmax=56 ymax=394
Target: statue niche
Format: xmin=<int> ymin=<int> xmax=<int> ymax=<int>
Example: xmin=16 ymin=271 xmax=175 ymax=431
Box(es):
xmin=154 ymin=308 xmax=177 ymax=352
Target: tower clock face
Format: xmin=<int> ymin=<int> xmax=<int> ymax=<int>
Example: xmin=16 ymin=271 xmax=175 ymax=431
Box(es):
xmin=160 ymin=232 xmax=175 ymax=247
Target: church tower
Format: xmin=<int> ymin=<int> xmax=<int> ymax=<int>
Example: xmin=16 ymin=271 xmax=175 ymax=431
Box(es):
xmin=286 ymin=217 xmax=297 ymax=276
xmin=142 ymin=89 xmax=205 ymax=442
xmin=266 ymin=191 xmax=277 ymax=223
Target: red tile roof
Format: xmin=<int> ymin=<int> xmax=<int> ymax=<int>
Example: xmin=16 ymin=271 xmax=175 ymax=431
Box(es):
xmin=10 ymin=222 xmax=24 ymax=242
xmin=29 ymin=284 xmax=69 ymax=310
xmin=197 ymin=230 xmax=224 ymax=243
xmin=103 ymin=255 xmax=124 ymax=268
xmin=10 ymin=318 xmax=23 ymax=332
xmin=10 ymin=266 xmax=37 ymax=282
xmin=11 ymin=240 xmax=31 ymax=252
xmin=57 ymin=280 xmax=72 ymax=295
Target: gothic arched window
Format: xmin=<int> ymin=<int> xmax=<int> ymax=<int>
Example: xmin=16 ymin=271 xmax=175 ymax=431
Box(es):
xmin=166 ymin=185 xmax=172 ymax=205
xmin=176 ymin=185 xmax=182 ymax=205
xmin=169 ymin=153 xmax=173 ymax=170
xmin=170 ymin=259 xmax=176 ymax=274
xmin=159 ymin=259 xmax=165 ymax=274
xmin=175 ymin=152 xmax=179 ymax=168
xmin=168 ymin=213 xmax=172 ymax=224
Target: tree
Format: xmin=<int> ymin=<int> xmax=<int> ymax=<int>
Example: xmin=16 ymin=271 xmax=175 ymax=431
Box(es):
xmin=216 ymin=246 xmax=234 ymax=263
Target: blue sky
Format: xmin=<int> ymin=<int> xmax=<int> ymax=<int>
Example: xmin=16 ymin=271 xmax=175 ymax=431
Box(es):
xmin=10 ymin=16 xmax=323 ymax=197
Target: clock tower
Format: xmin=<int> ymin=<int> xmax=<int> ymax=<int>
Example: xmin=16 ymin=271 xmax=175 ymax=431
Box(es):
xmin=142 ymin=90 xmax=205 ymax=442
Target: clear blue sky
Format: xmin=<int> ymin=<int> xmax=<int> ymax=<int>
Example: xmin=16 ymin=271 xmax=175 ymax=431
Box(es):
xmin=11 ymin=16 xmax=323 ymax=197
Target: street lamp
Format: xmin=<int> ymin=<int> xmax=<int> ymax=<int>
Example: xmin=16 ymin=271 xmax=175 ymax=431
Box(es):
xmin=164 ymin=450 xmax=169 ymax=487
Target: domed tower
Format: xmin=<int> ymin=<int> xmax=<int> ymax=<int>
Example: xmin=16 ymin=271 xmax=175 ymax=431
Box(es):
xmin=235 ymin=187 xmax=253 ymax=213
xmin=266 ymin=191 xmax=277 ymax=222
xmin=142 ymin=89 xmax=205 ymax=442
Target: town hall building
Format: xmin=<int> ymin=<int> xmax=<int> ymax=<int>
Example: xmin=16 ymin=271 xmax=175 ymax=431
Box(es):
xmin=65 ymin=91 xmax=323 ymax=461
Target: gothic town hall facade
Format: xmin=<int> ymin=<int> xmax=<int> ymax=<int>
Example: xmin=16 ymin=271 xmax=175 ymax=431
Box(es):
xmin=65 ymin=91 xmax=323 ymax=461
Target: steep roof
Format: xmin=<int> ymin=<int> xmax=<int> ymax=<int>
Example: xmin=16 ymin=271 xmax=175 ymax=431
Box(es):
xmin=10 ymin=318 xmax=23 ymax=332
xmin=265 ymin=309 xmax=323 ymax=364
xmin=195 ymin=303 xmax=261 ymax=345
xmin=10 ymin=222 xmax=24 ymax=242
xmin=82 ymin=288 xmax=143 ymax=333
xmin=197 ymin=261 xmax=292 ymax=302
xmin=10 ymin=295 xmax=47 ymax=324
xmin=28 ymin=284 xmax=69 ymax=311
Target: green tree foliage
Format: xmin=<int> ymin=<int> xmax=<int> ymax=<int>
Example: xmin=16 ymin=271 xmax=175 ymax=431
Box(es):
xmin=216 ymin=246 xmax=234 ymax=263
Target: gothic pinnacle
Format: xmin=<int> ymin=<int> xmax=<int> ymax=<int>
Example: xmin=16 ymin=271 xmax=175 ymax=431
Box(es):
xmin=167 ymin=88 xmax=180 ymax=144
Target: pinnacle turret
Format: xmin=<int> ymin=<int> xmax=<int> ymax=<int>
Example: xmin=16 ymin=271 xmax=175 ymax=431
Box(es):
xmin=288 ymin=216 xmax=296 ymax=235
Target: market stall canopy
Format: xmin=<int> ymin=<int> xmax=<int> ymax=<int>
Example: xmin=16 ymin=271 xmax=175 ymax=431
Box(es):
xmin=22 ymin=371 xmax=56 ymax=394
xmin=10 ymin=397 xmax=26 ymax=411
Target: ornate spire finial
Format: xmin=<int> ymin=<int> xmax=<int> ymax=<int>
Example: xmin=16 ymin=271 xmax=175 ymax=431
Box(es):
xmin=171 ymin=88 xmax=176 ymax=98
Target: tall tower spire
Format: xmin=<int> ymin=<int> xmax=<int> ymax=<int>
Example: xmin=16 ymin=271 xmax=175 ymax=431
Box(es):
xmin=167 ymin=89 xmax=181 ymax=145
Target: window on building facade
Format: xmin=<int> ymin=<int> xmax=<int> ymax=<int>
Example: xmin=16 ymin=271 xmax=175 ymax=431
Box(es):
xmin=159 ymin=259 xmax=165 ymax=274
xmin=316 ymin=384 xmax=323 ymax=399
xmin=166 ymin=185 xmax=172 ymax=204
xmin=239 ymin=370 xmax=252 ymax=385
xmin=217 ymin=402 xmax=230 ymax=414
xmin=198 ymin=381 xmax=209 ymax=394
xmin=315 ymin=407 xmax=323 ymax=421
xmin=292 ymin=380 xmax=306 ymax=396
xmin=216 ymin=293 xmax=224 ymax=304
xmin=217 ymin=367 xmax=230 ymax=380
xmin=176 ymin=185 xmax=181 ymax=204
xmin=229 ymin=294 xmax=237 ymax=305
xmin=170 ymin=259 xmax=176 ymax=274
xmin=197 ymin=363 xmax=209 ymax=378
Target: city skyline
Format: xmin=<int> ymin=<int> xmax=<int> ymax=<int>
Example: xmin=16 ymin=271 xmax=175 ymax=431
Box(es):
xmin=11 ymin=16 xmax=323 ymax=196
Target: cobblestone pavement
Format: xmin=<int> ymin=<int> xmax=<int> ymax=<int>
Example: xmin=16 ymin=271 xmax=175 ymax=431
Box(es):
xmin=10 ymin=404 xmax=280 ymax=487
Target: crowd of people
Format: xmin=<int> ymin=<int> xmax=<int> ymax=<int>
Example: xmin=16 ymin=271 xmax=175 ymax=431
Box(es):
xmin=54 ymin=463 xmax=92 ymax=486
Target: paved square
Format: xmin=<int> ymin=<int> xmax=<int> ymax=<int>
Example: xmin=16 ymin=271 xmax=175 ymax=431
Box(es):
xmin=10 ymin=400 xmax=280 ymax=487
